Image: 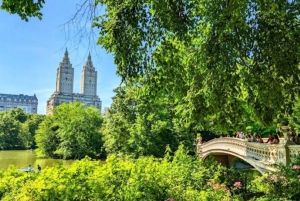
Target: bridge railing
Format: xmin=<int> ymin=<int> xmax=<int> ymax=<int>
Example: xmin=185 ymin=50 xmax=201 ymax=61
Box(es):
xmin=288 ymin=145 xmax=300 ymax=162
xmin=245 ymin=141 xmax=285 ymax=164
xmin=197 ymin=137 xmax=300 ymax=166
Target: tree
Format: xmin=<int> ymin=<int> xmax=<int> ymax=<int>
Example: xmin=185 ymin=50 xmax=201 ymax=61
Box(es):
xmin=102 ymin=79 xmax=194 ymax=157
xmin=93 ymin=0 xmax=300 ymax=130
xmin=35 ymin=116 xmax=60 ymax=157
xmin=289 ymin=97 xmax=300 ymax=132
xmin=35 ymin=102 xmax=104 ymax=159
xmin=25 ymin=114 xmax=45 ymax=148
xmin=1 ymin=0 xmax=45 ymax=21
xmin=0 ymin=113 xmax=23 ymax=149
xmin=0 ymin=109 xmax=42 ymax=150
xmin=7 ymin=107 xmax=27 ymax=123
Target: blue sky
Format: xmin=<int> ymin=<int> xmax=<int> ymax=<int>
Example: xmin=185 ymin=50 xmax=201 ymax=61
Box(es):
xmin=0 ymin=1 xmax=120 ymax=114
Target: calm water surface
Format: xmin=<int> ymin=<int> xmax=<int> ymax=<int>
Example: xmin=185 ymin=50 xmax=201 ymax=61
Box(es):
xmin=0 ymin=150 xmax=75 ymax=170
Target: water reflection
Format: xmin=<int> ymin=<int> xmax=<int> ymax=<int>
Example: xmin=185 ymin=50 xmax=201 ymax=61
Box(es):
xmin=0 ymin=150 xmax=74 ymax=170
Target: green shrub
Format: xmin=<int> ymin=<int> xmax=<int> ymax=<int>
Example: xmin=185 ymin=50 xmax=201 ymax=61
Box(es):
xmin=0 ymin=146 xmax=232 ymax=201
xmin=252 ymin=156 xmax=300 ymax=200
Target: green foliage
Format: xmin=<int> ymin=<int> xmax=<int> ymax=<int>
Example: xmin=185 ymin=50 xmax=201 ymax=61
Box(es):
xmin=7 ymin=108 xmax=27 ymax=123
xmin=35 ymin=102 xmax=104 ymax=159
xmin=102 ymin=81 xmax=194 ymax=158
xmin=0 ymin=114 xmax=23 ymax=150
xmin=35 ymin=117 xmax=60 ymax=158
xmin=289 ymin=97 xmax=300 ymax=132
xmin=5 ymin=144 xmax=298 ymax=200
xmin=25 ymin=113 xmax=45 ymax=148
xmin=94 ymin=0 xmax=300 ymax=130
xmin=0 ymin=146 xmax=231 ymax=201
xmin=252 ymin=156 xmax=300 ymax=200
xmin=0 ymin=108 xmax=44 ymax=150
xmin=243 ymin=123 xmax=276 ymax=138
xmin=1 ymin=0 xmax=45 ymax=21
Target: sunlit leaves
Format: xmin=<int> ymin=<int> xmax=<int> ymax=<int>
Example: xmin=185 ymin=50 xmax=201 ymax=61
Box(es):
xmin=35 ymin=102 xmax=104 ymax=159
xmin=0 ymin=146 xmax=231 ymax=201
xmin=1 ymin=0 xmax=45 ymax=21
xmin=102 ymin=79 xmax=194 ymax=157
xmin=0 ymin=109 xmax=43 ymax=150
xmin=95 ymin=0 xmax=300 ymax=130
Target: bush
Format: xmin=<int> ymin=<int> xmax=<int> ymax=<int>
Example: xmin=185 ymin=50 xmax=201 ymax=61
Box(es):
xmin=0 ymin=146 xmax=232 ymax=201
xmin=252 ymin=155 xmax=300 ymax=200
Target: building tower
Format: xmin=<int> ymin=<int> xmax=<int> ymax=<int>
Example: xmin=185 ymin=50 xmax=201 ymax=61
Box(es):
xmin=81 ymin=53 xmax=97 ymax=96
xmin=46 ymin=50 xmax=102 ymax=115
xmin=56 ymin=48 xmax=74 ymax=94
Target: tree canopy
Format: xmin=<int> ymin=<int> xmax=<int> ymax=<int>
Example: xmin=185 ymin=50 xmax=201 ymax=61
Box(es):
xmin=35 ymin=102 xmax=104 ymax=159
xmin=102 ymin=79 xmax=194 ymax=157
xmin=93 ymin=0 xmax=300 ymax=130
xmin=0 ymin=108 xmax=44 ymax=150
xmin=1 ymin=0 xmax=45 ymax=21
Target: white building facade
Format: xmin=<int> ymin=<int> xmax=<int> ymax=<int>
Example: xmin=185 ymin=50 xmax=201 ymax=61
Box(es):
xmin=46 ymin=49 xmax=102 ymax=115
xmin=0 ymin=94 xmax=38 ymax=114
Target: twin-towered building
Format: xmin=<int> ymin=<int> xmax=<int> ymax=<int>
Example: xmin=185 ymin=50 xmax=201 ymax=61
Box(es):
xmin=46 ymin=49 xmax=102 ymax=115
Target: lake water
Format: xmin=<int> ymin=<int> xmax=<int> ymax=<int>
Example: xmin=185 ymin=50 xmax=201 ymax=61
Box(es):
xmin=0 ymin=150 xmax=74 ymax=171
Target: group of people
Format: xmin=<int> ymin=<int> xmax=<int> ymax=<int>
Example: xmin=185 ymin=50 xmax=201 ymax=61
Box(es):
xmin=235 ymin=131 xmax=280 ymax=144
xmin=27 ymin=164 xmax=42 ymax=172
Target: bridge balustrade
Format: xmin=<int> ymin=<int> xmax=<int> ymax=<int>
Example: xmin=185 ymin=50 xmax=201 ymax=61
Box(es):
xmin=197 ymin=137 xmax=300 ymax=173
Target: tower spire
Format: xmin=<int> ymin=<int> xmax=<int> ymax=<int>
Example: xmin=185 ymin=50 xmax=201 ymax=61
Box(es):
xmin=56 ymin=47 xmax=74 ymax=93
xmin=84 ymin=52 xmax=93 ymax=69
xmin=61 ymin=48 xmax=70 ymax=66
xmin=81 ymin=53 xmax=97 ymax=96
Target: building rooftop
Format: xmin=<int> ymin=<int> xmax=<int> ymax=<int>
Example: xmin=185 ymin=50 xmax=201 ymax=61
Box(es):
xmin=0 ymin=93 xmax=38 ymax=101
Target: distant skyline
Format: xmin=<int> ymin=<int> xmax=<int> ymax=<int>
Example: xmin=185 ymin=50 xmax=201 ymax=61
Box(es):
xmin=0 ymin=1 xmax=120 ymax=114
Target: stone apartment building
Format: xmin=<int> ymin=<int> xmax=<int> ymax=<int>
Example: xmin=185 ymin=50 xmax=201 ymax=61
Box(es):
xmin=0 ymin=93 xmax=38 ymax=113
xmin=46 ymin=49 xmax=102 ymax=115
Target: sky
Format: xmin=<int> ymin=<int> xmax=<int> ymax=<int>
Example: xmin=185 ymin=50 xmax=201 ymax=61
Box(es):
xmin=0 ymin=1 xmax=121 ymax=114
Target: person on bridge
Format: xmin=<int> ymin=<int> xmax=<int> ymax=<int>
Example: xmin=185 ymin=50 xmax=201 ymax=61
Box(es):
xmin=269 ymin=135 xmax=279 ymax=144
xmin=296 ymin=134 xmax=300 ymax=144
xmin=240 ymin=132 xmax=245 ymax=139
xmin=236 ymin=131 xmax=245 ymax=139
xmin=256 ymin=135 xmax=264 ymax=143
xmin=266 ymin=134 xmax=274 ymax=143
xmin=247 ymin=134 xmax=252 ymax=142
xmin=235 ymin=131 xmax=241 ymax=138
xmin=290 ymin=131 xmax=297 ymax=143
xmin=247 ymin=133 xmax=256 ymax=142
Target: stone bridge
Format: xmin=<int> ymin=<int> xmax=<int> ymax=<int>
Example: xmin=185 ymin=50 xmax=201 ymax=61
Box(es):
xmin=197 ymin=137 xmax=300 ymax=174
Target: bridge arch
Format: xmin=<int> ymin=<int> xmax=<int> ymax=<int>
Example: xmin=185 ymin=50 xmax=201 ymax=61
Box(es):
xmin=202 ymin=150 xmax=251 ymax=167
xmin=201 ymin=150 xmax=268 ymax=174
